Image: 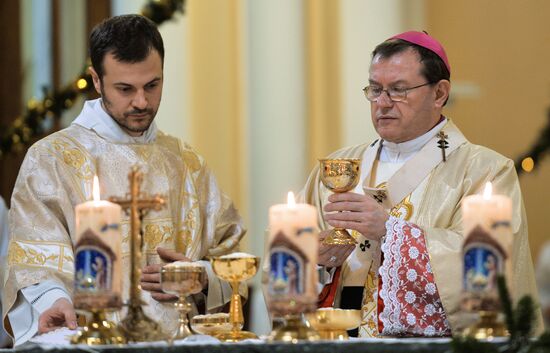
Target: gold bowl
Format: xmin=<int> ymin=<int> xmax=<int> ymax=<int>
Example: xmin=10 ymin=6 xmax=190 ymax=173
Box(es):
xmin=319 ymin=159 xmax=361 ymax=193
xmin=190 ymin=313 xmax=234 ymax=337
xmin=305 ymin=308 xmax=362 ymax=340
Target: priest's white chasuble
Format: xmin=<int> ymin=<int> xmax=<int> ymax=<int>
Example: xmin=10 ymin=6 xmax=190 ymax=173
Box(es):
xmin=299 ymin=119 xmax=542 ymax=336
xmin=2 ymin=99 xmax=245 ymax=345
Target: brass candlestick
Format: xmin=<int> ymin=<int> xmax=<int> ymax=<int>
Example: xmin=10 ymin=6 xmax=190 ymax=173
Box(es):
xmin=110 ymin=166 xmax=166 ymax=342
xmin=211 ymin=254 xmax=259 ymax=342
xmin=319 ymin=158 xmax=361 ymax=246
xmin=462 ymin=311 xmax=507 ymax=339
xmin=160 ymin=264 xmax=206 ymax=340
xmin=71 ymin=310 xmax=126 ymax=345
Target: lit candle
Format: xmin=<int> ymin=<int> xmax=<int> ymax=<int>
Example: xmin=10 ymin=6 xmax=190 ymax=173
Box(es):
xmin=461 ymin=182 xmax=512 ymax=311
xmin=74 ymin=176 xmax=123 ymax=310
xmin=266 ymin=192 xmax=318 ymax=315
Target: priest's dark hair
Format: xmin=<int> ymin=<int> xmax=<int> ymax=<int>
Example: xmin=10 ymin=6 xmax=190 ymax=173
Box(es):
xmin=89 ymin=14 xmax=165 ymax=79
xmin=372 ymin=39 xmax=450 ymax=85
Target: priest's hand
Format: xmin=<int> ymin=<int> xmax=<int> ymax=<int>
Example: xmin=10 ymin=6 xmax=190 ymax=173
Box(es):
xmin=38 ymin=298 xmax=77 ymax=333
xmin=324 ymin=192 xmax=389 ymax=241
xmin=317 ymin=230 xmax=354 ymax=267
xmin=141 ymin=247 xmax=192 ymax=302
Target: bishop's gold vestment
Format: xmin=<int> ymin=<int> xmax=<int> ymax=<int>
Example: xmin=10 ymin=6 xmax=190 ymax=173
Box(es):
xmin=299 ymin=120 xmax=542 ymax=335
xmin=3 ymin=112 xmax=246 ymax=341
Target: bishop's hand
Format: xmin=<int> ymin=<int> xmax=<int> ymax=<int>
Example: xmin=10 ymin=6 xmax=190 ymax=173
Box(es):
xmin=38 ymin=298 xmax=77 ymax=333
xmin=141 ymin=247 xmax=192 ymax=302
xmin=317 ymin=230 xmax=354 ymax=267
xmin=323 ymin=192 xmax=389 ymax=241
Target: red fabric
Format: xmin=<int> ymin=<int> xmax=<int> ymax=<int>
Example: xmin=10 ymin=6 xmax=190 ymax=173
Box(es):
xmin=379 ymin=219 xmax=451 ymax=336
xmin=377 ymin=253 xmax=385 ymax=334
xmin=318 ymin=267 xmax=342 ymax=308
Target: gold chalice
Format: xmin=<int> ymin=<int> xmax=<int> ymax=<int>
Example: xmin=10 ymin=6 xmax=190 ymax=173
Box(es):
xmin=319 ymin=158 xmax=361 ymax=245
xmin=160 ymin=262 xmax=206 ymax=340
xmin=305 ymin=308 xmax=362 ymax=340
xmin=211 ymin=253 xmax=260 ymax=342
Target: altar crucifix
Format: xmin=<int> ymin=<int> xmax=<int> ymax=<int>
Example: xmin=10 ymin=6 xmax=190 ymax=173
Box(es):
xmin=110 ymin=165 xmax=167 ymax=342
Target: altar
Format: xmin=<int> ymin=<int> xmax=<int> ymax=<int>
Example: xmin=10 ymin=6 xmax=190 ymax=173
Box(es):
xmin=0 ymin=336 xmax=508 ymax=353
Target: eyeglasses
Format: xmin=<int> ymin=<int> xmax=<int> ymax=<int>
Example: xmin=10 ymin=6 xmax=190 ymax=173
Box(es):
xmin=363 ymin=82 xmax=433 ymax=102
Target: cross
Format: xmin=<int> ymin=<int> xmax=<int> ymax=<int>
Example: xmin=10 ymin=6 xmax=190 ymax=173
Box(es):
xmin=372 ymin=190 xmax=387 ymax=204
xmin=109 ymin=165 xmax=166 ymax=341
xmin=437 ymin=131 xmax=449 ymax=162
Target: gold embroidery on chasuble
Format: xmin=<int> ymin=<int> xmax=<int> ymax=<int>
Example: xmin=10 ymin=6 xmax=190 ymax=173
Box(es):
xmin=376 ymin=182 xmax=414 ymax=221
xmin=143 ymin=224 xmax=174 ymax=250
xmin=51 ymin=139 xmax=94 ymax=180
xmin=360 ymin=264 xmax=379 ymax=337
xmin=8 ymin=241 xmax=74 ymax=274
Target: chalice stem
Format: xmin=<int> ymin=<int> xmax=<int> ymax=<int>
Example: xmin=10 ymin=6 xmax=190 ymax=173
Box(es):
xmin=229 ymin=281 xmax=244 ymax=331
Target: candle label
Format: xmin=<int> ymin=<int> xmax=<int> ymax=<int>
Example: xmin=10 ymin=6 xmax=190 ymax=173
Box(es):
xmin=74 ymin=217 xmax=122 ymax=310
xmin=267 ymin=227 xmax=317 ymax=315
xmin=462 ymin=225 xmax=509 ymax=312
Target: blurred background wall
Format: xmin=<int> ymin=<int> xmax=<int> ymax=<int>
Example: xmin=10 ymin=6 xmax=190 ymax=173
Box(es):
xmin=1 ymin=0 xmax=549 ymax=335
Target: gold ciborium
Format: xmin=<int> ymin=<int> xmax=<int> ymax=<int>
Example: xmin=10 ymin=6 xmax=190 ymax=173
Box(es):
xmin=190 ymin=313 xmax=232 ymax=338
xmin=211 ymin=253 xmax=259 ymax=342
xmin=160 ymin=262 xmax=206 ymax=340
xmin=305 ymin=308 xmax=362 ymax=340
xmin=319 ymin=158 xmax=361 ymax=245
xmin=462 ymin=311 xmax=508 ymax=339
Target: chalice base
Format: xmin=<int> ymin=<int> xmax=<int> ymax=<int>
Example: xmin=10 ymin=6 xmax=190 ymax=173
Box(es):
xmin=71 ymin=310 xmax=126 ymax=345
xmin=322 ymin=228 xmax=357 ymax=246
xmin=317 ymin=329 xmax=349 ymax=340
xmin=216 ymin=329 xmax=257 ymax=342
xmin=269 ymin=315 xmax=319 ymax=343
xmin=462 ymin=311 xmax=508 ymax=339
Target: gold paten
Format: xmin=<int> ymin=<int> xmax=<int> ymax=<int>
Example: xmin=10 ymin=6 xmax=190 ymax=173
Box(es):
xmin=269 ymin=314 xmax=319 ymax=343
xmin=110 ymin=166 xmax=167 ymax=342
xmin=211 ymin=255 xmax=259 ymax=342
xmin=160 ymin=265 xmax=206 ymax=340
xmin=305 ymin=308 xmax=362 ymax=340
xmin=319 ymin=158 xmax=361 ymax=246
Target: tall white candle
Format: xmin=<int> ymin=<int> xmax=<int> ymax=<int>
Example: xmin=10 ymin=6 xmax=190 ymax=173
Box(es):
xmin=74 ymin=176 xmax=123 ymax=310
xmin=266 ymin=192 xmax=318 ymax=315
xmin=461 ymin=182 xmax=512 ymax=310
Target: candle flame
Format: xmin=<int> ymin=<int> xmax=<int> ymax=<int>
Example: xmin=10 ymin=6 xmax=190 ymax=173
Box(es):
xmin=287 ymin=191 xmax=296 ymax=207
xmin=483 ymin=182 xmax=492 ymax=200
xmin=92 ymin=176 xmax=101 ymax=201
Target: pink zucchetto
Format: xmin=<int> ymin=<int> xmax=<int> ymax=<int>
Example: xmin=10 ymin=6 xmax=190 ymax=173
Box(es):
xmin=389 ymin=31 xmax=451 ymax=74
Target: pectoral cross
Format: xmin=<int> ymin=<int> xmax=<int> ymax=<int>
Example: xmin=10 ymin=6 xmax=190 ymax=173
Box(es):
xmin=109 ymin=166 xmax=166 ymax=341
xmin=437 ymin=131 xmax=449 ymax=162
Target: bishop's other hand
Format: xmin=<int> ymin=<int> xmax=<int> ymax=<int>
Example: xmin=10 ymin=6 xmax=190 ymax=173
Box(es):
xmin=317 ymin=230 xmax=354 ymax=267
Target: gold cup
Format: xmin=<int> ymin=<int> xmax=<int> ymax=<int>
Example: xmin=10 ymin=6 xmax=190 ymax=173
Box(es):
xmin=319 ymin=158 xmax=361 ymax=245
xmin=160 ymin=263 xmax=206 ymax=340
xmin=211 ymin=254 xmax=259 ymax=342
xmin=305 ymin=308 xmax=362 ymax=340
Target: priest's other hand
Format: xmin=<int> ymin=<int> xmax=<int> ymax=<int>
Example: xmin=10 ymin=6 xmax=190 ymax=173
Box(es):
xmin=317 ymin=230 xmax=354 ymax=267
xmin=324 ymin=192 xmax=389 ymax=241
xmin=141 ymin=247 xmax=192 ymax=302
xmin=38 ymin=298 xmax=77 ymax=333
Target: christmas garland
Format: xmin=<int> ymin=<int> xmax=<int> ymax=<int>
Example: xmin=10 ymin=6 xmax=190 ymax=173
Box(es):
xmin=0 ymin=0 xmax=185 ymax=159
xmin=515 ymin=109 xmax=550 ymax=175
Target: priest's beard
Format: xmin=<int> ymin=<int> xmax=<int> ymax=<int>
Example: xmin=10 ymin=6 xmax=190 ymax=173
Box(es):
xmin=100 ymin=84 xmax=157 ymax=136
